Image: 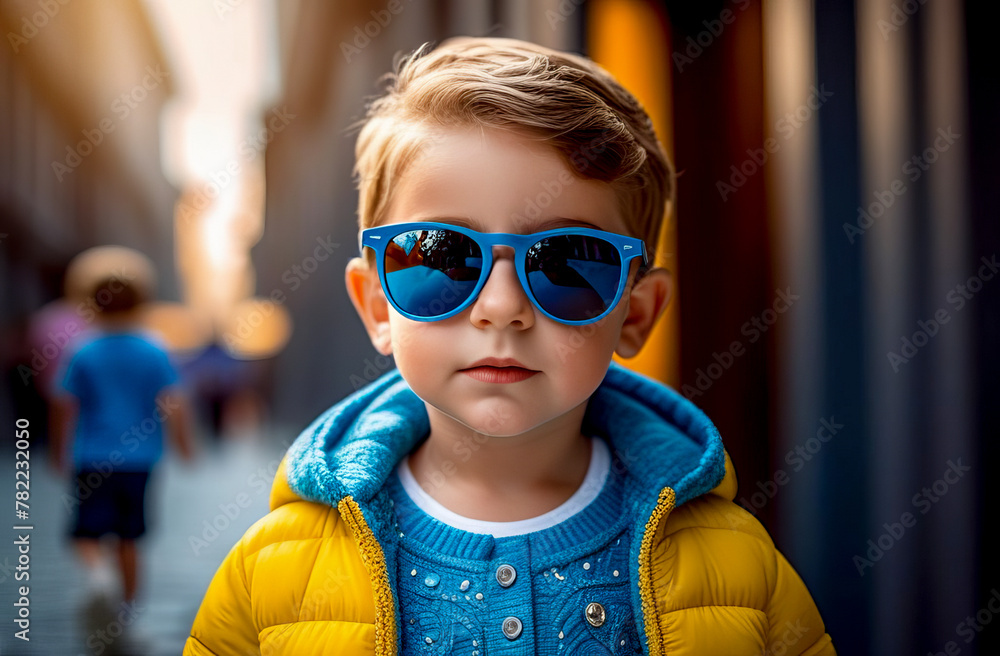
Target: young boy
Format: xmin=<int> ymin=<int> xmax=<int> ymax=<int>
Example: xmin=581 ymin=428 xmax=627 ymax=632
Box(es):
xmin=51 ymin=269 xmax=194 ymax=624
xmin=185 ymin=37 xmax=835 ymax=655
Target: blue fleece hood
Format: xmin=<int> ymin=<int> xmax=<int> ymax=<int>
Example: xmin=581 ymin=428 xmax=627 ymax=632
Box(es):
xmin=282 ymin=362 xmax=726 ymax=511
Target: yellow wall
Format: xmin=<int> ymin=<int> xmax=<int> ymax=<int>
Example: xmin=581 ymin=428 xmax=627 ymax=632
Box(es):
xmin=588 ymin=0 xmax=679 ymax=386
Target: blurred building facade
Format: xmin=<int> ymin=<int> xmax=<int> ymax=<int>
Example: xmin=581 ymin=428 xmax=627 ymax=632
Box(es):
xmin=1 ymin=0 xmax=177 ymax=430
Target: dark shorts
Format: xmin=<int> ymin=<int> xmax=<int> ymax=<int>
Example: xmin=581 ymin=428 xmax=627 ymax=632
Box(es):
xmin=70 ymin=469 xmax=151 ymax=540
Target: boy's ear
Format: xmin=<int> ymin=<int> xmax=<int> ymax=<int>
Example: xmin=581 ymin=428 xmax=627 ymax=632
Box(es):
xmin=345 ymin=257 xmax=393 ymax=355
xmin=615 ymin=266 xmax=673 ymax=359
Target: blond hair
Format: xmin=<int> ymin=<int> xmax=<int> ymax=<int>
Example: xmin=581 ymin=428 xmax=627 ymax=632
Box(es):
xmin=353 ymin=37 xmax=674 ymax=257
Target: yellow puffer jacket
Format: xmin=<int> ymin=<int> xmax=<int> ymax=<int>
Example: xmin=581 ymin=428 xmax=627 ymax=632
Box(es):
xmin=185 ymin=365 xmax=835 ymax=655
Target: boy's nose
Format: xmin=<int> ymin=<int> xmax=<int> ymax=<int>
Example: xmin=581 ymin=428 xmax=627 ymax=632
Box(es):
xmin=468 ymin=246 xmax=535 ymax=330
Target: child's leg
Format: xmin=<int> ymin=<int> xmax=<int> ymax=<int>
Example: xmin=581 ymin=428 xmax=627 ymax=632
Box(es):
xmin=114 ymin=470 xmax=151 ymax=603
xmin=74 ymin=536 xmax=117 ymax=602
xmin=70 ymin=470 xmax=118 ymax=594
xmin=75 ymin=537 xmax=104 ymax=569
xmin=117 ymin=538 xmax=138 ymax=603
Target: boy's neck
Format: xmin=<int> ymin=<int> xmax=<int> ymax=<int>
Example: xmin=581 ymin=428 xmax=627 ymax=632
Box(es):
xmin=96 ymin=311 xmax=141 ymax=332
xmin=406 ymin=404 xmax=594 ymax=522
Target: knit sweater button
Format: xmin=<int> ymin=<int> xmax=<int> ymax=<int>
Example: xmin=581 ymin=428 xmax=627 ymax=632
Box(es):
xmin=495 ymin=564 xmax=517 ymax=587
xmin=502 ymin=616 xmax=523 ymax=640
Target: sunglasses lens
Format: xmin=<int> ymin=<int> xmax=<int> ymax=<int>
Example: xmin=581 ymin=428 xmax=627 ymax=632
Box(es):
xmin=383 ymin=228 xmax=483 ymax=318
xmin=525 ymin=235 xmax=623 ymax=322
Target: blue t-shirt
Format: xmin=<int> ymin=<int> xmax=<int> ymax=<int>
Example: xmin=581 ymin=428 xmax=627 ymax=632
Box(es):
xmin=60 ymin=331 xmax=179 ymax=471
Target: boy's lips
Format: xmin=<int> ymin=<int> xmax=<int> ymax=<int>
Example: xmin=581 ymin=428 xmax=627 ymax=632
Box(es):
xmin=460 ymin=358 xmax=538 ymax=383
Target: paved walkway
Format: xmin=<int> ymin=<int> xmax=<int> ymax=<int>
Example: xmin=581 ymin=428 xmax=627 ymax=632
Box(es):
xmin=0 ymin=434 xmax=290 ymax=655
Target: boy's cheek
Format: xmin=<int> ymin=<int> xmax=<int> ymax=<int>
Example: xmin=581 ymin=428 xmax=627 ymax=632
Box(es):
xmin=372 ymin=324 xmax=393 ymax=355
xmin=386 ymin=317 xmax=428 ymax=361
xmin=390 ymin=319 xmax=477 ymax=378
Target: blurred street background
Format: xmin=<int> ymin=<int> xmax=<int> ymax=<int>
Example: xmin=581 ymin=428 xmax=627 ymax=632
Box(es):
xmin=0 ymin=439 xmax=283 ymax=655
xmin=1 ymin=0 xmax=997 ymax=654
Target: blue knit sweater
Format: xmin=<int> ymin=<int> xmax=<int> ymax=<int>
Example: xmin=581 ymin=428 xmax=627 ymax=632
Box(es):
xmin=387 ymin=438 xmax=641 ymax=654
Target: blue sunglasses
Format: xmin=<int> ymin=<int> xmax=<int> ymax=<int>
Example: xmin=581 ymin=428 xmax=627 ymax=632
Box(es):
xmin=360 ymin=222 xmax=648 ymax=325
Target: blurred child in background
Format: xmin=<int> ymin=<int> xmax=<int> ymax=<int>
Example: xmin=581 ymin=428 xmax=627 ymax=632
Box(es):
xmin=50 ymin=255 xmax=195 ymax=641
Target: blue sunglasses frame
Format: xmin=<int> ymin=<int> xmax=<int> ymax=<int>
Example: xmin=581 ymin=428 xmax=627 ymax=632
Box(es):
xmin=360 ymin=221 xmax=648 ymax=325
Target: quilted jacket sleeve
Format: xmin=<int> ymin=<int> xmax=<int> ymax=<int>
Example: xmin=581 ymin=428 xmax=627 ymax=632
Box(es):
xmin=183 ymin=537 xmax=260 ymax=655
xmin=651 ymin=494 xmax=835 ymax=655
xmin=764 ymin=548 xmax=836 ymax=655
xmin=183 ymin=499 xmax=381 ymax=655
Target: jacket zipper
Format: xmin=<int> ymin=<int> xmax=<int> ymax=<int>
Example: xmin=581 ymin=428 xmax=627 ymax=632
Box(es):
xmin=339 ymin=496 xmax=398 ymax=656
xmin=638 ymin=487 xmax=676 ymax=656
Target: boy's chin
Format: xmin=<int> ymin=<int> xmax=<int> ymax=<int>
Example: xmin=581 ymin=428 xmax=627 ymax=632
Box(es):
xmin=423 ymin=400 xmax=574 ymax=439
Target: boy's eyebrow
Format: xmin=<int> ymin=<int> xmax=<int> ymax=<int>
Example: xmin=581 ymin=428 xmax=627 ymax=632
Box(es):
xmin=532 ymin=217 xmax=603 ymax=232
xmin=414 ymin=216 xmax=605 ymax=233
xmin=415 ymin=216 xmax=476 ymax=228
